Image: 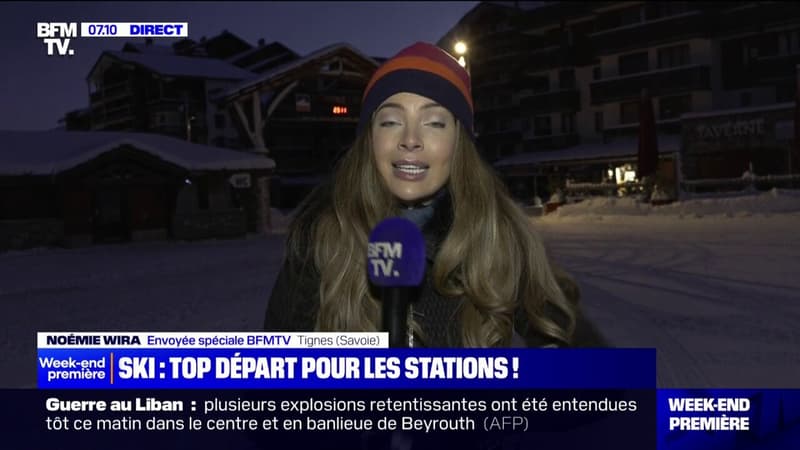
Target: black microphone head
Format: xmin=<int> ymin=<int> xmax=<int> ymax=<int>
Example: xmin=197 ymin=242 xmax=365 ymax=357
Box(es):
xmin=367 ymin=217 xmax=426 ymax=287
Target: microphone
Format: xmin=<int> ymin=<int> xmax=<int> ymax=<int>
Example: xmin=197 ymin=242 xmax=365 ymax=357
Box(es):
xmin=367 ymin=217 xmax=426 ymax=348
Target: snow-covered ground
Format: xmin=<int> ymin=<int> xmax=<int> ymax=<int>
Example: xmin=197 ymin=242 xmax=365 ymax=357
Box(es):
xmin=537 ymin=189 xmax=800 ymax=388
xmin=1 ymin=192 xmax=798 ymax=388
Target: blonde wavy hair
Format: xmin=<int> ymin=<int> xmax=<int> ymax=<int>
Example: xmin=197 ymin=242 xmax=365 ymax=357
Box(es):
xmin=287 ymin=124 xmax=577 ymax=347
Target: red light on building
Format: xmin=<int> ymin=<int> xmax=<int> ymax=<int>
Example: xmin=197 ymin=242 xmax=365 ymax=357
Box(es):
xmin=332 ymin=105 xmax=348 ymax=115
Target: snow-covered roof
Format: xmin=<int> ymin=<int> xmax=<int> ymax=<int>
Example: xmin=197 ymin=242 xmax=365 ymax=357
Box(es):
xmin=102 ymin=51 xmax=256 ymax=81
xmin=217 ymin=43 xmax=379 ymax=100
xmin=225 ymin=41 xmax=298 ymax=65
xmin=495 ymin=134 xmax=680 ymax=167
xmin=488 ymin=1 xmax=546 ymax=11
xmin=123 ymin=42 xmax=175 ymax=55
xmin=0 ymin=130 xmax=275 ymax=176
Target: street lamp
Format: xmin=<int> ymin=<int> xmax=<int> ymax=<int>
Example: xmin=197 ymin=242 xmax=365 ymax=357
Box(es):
xmin=453 ymin=41 xmax=468 ymax=69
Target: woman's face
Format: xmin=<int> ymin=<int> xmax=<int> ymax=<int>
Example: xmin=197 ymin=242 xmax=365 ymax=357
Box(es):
xmin=371 ymin=92 xmax=457 ymax=204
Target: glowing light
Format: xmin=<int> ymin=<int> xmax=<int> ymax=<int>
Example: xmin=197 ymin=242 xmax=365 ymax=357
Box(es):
xmin=458 ymin=56 xmax=466 ymax=67
xmin=454 ymin=41 xmax=468 ymax=55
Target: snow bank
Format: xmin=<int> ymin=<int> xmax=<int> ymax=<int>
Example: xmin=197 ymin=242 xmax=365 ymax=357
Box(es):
xmin=544 ymin=189 xmax=800 ymax=220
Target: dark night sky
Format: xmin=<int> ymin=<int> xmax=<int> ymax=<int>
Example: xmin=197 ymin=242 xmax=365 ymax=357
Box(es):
xmin=0 ymin=1 xmax=478 ymax=131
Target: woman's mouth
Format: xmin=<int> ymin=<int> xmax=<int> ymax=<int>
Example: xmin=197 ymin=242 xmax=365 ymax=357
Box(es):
xmin=392 ymin=161 xmax=429 ymax=180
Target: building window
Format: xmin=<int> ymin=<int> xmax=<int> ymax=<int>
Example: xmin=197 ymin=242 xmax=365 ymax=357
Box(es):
xmin=617 ymin=5 xmax=643 ymax=27
xmin=657 ymin=44 xmax=689 ymax=69
xmin=498 ymin=93 xmax=512 ymax=106
xmin=592 ymin=66 xmax=601 ymax=80
xmin=619 ymin=51 xmax=649 ymax=76
xmin=646 ymin=2 xmax=690 ymax=20
xmin=534 ymin=115 xmax=552 ymax=136
xmin=620 ymin=101 xmax=640 ymax=124
xmin=521 ymin=117 xmax=531 ymax=132
xmin=778 ymin=29 xmax=800 ymax=55
xmin=758 ymin=34 xmax=779 ymax=58
xmin=544 ymin=27 xmax=562 ymax=47
xmin=531 ymin=75 xmax=549 ymax=94
xmin=740 ymin=92 xmax=752 ymax=107
xmin=498 ymin=118 xmax=511 ymax=131
xmin=743 ymin=43 xmax=759 ymax=64
xmin=594 ymin=111 xmax=604 ymax=132
xmin=776 ymin=84 xmax=794 ymax=102
xmin=659 ymin=94 xmax=691 ymax=119
xmin=561 ymin=112 xmax=575 ymax=134
xmin=598 ymin=5 xmax=643 ymax=31
xmin=559 ymin=69 xmax=575 ymax=89
xmin=214 ymin=113 xmax=226 ymax=129
xmin=475 ymin=95 xmax=489 ymax=110
xmin=484 ymin=118 xmax=496 ymax=134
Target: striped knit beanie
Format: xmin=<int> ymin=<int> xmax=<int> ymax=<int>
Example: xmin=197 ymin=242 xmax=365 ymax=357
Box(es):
xmin=358 ymin=42 xmax=474 ymax=138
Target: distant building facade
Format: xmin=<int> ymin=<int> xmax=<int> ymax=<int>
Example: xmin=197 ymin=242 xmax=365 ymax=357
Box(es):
xmin=439 ymin=1 xmax=800 ymax=200
xmin=214 ymin=44 xmax=381 ymax=207
xmin=63 ymin=32 xmax=382 ymax=209
xmin=0 ymin=131 xmax=273 ymax=251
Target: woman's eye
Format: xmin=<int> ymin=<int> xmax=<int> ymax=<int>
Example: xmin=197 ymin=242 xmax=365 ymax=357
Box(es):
xmin=427 ymin=121 xmax=446 ymax=128
xmin=379 ymin=120 xmax=400 ymax=127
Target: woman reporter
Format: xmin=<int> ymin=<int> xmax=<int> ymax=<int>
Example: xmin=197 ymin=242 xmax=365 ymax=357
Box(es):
xmin=264 ymin=42 xmax=605 ymax=348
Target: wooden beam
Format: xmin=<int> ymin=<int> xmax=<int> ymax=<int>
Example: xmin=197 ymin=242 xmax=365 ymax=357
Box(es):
xmin=251 ymin=91 xmax=266 ymax=153
xmin=233 ymin=98 xmax=259 ymax=150
xmin=265 ymin=80 xmax=299 ymax=123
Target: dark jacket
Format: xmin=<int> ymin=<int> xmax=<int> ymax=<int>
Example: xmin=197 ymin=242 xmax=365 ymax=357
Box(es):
xmin=263 ymin=191 xmax=607 ymax=348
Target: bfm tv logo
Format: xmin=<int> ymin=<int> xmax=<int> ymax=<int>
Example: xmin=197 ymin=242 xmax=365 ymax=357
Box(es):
xmin=37 ymin=23 xmax=76 ymax=56
xmin=36 ymin=22 xmax=189 ymax=56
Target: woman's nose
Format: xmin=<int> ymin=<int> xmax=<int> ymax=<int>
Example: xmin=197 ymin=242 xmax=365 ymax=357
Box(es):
xmin=399 ymin=126 xmax=422 ymax=152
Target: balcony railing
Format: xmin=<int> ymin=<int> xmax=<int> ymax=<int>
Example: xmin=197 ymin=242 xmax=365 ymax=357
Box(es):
xmin=590 ymin=65 xmax=710 ymax=104
xmin=514 ymin=41 xmax=595 ymax=72
xmin=471 ymin=27 xmax=521 ymax=47
xmin=475 ymin=103 xmax=518 ymax=116
xmin=709 ymin=3 xmax=800 ymax=37
xmin=472 ymin=75 xmax=513 ymax=90
xmin=522 ymin=133 xmax=579 ymax=151
xmin=519 ymin=89 xmax=580 ymax=115
xmin=90 ymin=82 xmax=133 ymax=104
xmin=147 ymin=98 xmax=205 ymax=113
xmin=749 ymin=53 xmax=800 ymax=83
xmin=478 ymin=130 xmax=522 ymax=146
xmin=589 ymin=11 xmax=705 ymax=54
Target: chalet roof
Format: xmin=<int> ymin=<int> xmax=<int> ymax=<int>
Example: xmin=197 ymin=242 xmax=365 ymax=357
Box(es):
xmin=226 ymin=41 xmax=298 ymax=65
xmin=0 ymin=130 xmax=274 ymax=176
xmin=95 ymin=51 xmax=256 ymax=81
xmin=121 ymin=42 xmax=175 ymax=55
xmin=217 ymin=43 xmax=379 ymax=101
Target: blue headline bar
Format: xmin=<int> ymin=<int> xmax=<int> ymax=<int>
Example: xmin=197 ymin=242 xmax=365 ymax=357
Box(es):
xmin=37 ymin=348 xmax=655 ymax=389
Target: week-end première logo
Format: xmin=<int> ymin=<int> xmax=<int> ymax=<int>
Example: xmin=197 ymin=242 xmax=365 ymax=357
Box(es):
xmin=36 ymin=22 xmax=189 ymax=56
